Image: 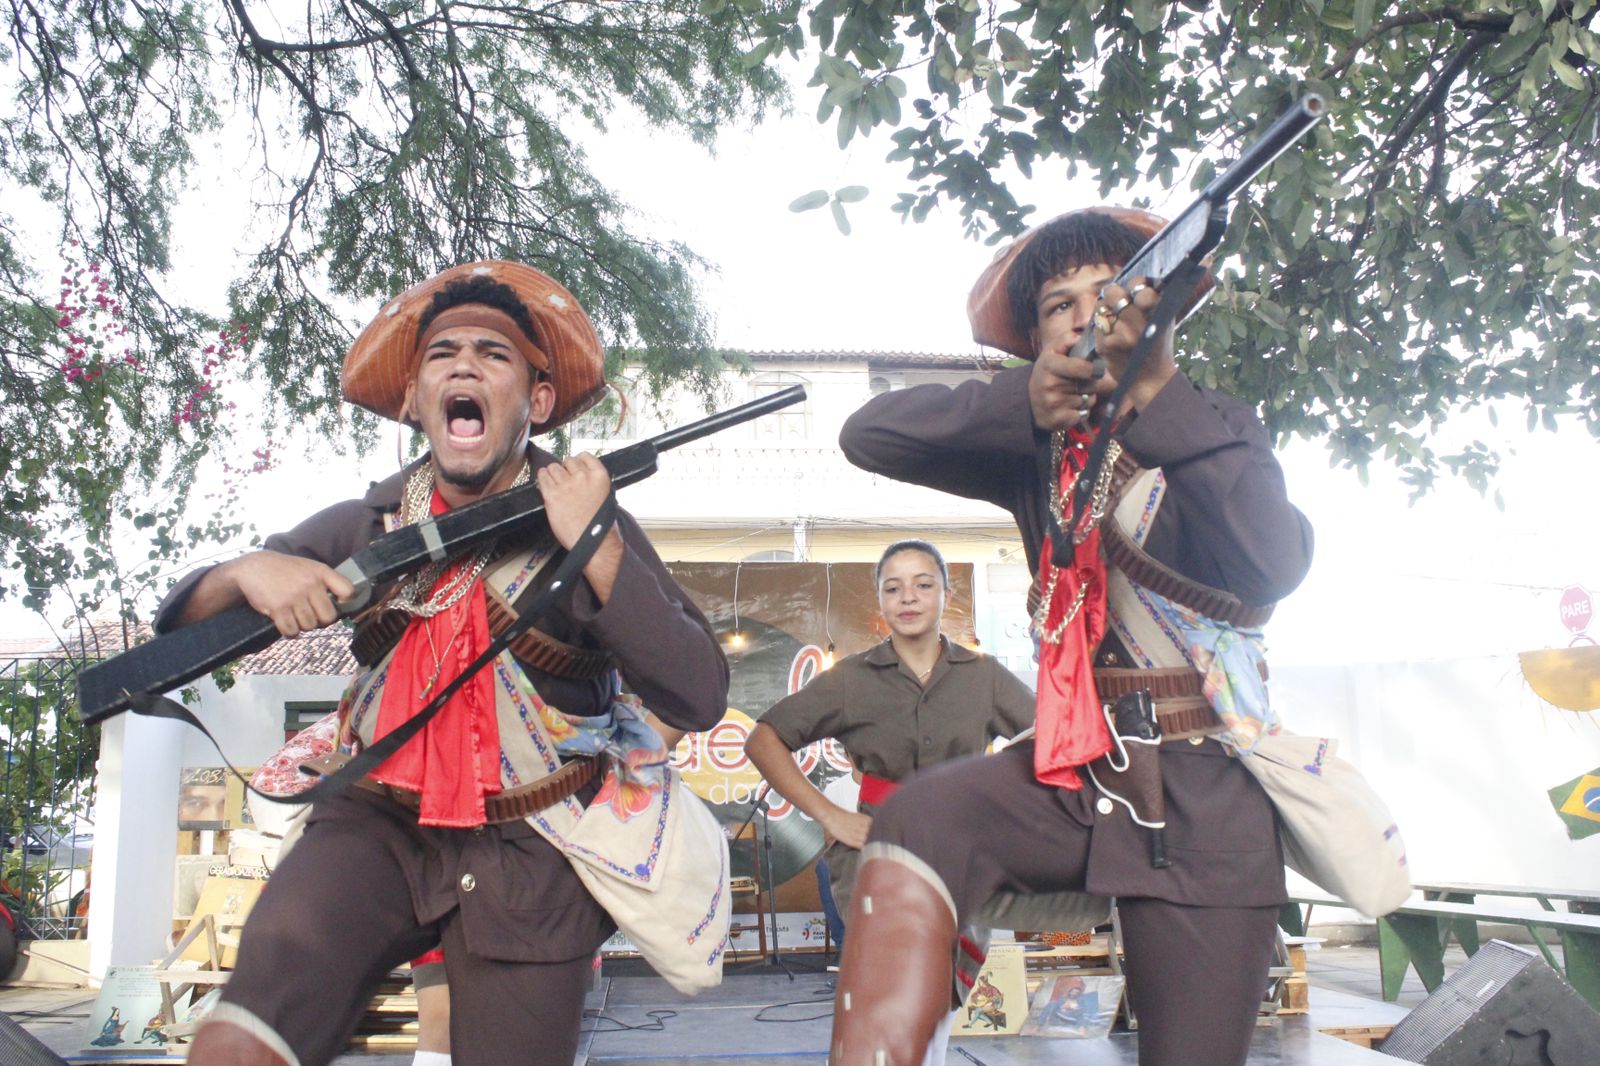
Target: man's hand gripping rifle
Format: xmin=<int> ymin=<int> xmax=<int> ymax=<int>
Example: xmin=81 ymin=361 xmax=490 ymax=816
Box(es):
xmin=1050 ymin=94 xmax=1326 ymax=567
xmin=77 ymin=385 xmax=807 ymax=726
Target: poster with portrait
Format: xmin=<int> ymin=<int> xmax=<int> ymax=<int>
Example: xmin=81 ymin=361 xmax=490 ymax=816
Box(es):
xmin=1021 ymin=974 xmax=1124 ymax=1039
xmin=953 ymin=943 xmax=1028 ymax=1037
xmin=223 ymin=766 xmax=257 ymax=830
xmin=177 ymin=766 xmax=227 ymax=830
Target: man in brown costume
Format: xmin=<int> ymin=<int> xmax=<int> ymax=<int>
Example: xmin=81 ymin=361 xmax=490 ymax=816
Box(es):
xmin=156 ymin=262 xmax=729 ymax=1066
xmin=831 ymin=209 xmax=1314 ymax=1066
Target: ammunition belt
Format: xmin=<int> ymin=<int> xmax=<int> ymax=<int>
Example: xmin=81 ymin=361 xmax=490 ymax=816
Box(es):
xmin=351 ymin=596 xmax=614 ymax=680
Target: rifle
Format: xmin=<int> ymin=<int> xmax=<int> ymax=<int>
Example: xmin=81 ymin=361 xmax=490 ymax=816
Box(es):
xmin=1050 ymin=94 xmax=1327 ymax=566
xmin=77 ymin=385 xmax=807 ymax=725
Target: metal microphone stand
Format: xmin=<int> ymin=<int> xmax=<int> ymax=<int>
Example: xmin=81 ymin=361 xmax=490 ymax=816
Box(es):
xmin=731 ymin=783 xmax=793 ymax=979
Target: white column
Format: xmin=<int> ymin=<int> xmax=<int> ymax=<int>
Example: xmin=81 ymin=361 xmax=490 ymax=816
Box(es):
xmin=792 ymin=518 xmax=812 ymax=562
xmin=88 ymin=710 xmax=184 ymax=976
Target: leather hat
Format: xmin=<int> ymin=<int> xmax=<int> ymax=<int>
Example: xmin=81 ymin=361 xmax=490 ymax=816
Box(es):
xmin=966 ymin=207 xmax=1216 ymax=359
xmin=342 ymin=260 xmax=607 ymax=431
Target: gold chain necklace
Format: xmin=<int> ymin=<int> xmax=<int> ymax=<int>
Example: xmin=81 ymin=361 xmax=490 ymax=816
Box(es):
xmin=389 ymin=460 xmax=531 ymax=619
xmin=1034 ymin=434 xmax=1122 ymax=644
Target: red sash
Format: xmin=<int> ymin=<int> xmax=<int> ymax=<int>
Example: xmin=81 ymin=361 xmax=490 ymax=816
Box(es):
xmin=1032 ymin=429 xmax=1113 ymax=790
xmin=371 ymin=488 xmax=503 ymax=827
xmin=857 ymin=772 xmax=899 ymax=808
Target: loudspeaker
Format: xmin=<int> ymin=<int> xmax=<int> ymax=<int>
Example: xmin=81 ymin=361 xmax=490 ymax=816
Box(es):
xmin=0 ymin=1009 xmax=69 ymax=1065
xmin=1380 ymin=939 xmax=1600 ymax=1065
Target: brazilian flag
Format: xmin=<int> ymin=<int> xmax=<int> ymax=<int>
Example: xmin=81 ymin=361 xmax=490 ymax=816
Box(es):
xmin=1549 ymin=769 xmax=1600 ymax=840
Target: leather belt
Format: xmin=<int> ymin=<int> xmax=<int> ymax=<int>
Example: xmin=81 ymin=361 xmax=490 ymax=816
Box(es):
xmin=1150 ymin=697 xmax=1225 ymax=742
xmin=1096 ymin=666 xmax=1210 ymax=701
xmin=1098 ymin=520 xmax=1276 ymax=628
xmin=1093 ymin=667 xmax=1228 ymax=741
xmin=1094 ymin=662 xmax=1267 ymax=743
xmin=301 ymin=751 xmax=603 ymax=823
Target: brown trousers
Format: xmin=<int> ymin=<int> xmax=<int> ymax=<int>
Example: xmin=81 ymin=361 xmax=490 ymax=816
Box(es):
xmin=217 ymin=790 xmax=602 ymax=1066
xmin=868 ymin=740 xmax=1283 ymax=1066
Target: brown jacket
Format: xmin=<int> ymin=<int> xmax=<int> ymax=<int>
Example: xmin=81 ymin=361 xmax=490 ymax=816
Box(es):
xmin=839 ymin=366 xmax=1313 ymax=906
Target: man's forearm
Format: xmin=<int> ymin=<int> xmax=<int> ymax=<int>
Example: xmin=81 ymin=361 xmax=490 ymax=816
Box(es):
xmin=578 ymin=528 xmax=625 ymax=605
xmin=170 ymin=560 xmax=247 ymax=627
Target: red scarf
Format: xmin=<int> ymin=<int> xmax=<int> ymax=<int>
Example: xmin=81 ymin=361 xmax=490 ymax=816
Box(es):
xmin=372 ymin=487 xmax=503 ymax=826
xmin=1033 ymin=430 xmax=1112 ymax=790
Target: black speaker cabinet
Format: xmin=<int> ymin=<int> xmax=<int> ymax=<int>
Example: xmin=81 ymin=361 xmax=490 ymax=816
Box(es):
xmin=1380 ymin=939 xmax=1600 ymax=1065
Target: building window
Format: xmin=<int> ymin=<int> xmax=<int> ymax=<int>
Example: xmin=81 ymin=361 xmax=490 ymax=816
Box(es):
xmin=869 ymin=374 xmax=892 ymax=396
xmin=750 ymin=374 xmax=810 ymax=441
xmin=284 ymin=701 xmax=337 ymax=741
xmin=569 ymin=382 xmax=637 ymax=441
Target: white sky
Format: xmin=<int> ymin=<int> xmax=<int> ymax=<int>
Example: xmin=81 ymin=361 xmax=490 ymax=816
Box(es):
xmin=8 ymin=68 xmax=1599 ymax=674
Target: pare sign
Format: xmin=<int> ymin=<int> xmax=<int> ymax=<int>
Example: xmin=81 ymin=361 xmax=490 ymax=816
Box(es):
xmin=1560 ymin=585 xmax=1593 ymax=636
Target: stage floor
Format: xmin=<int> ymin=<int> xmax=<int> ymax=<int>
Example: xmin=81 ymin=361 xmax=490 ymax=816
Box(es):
xmin=568 ymin=968 xmax=1408 ymax=1066
xmin=2 ymin=943 xmax=1433 ymax=1064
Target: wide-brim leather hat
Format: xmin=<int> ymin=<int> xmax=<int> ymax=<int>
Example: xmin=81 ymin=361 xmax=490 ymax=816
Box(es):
xmin=342 ymin=260 xmax=607 ymax=431
xmin=967 ymin=207 xmax=1216 ymax=359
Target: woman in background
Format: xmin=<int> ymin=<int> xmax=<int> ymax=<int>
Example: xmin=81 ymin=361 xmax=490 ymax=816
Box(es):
xmin=745 ymin=539 xmax=1035 ymax=931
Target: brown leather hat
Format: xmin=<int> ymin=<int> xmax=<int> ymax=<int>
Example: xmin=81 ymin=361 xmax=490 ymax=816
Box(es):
xmin=967 ymin=207 xmax=1216 ymax=359
xmin=341 ymin=260 xmax=607 ymax=431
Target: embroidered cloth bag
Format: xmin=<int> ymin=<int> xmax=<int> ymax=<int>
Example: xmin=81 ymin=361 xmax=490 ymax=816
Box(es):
xmin=554 ymin=766 xmax=731 ymax=994
xmin=1235 ymin=731 xmax=1410 ymax=918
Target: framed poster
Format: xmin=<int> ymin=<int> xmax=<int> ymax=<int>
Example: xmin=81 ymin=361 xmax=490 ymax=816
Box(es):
xmin=1021 ymin=974 xmax=1124 ymax=1039
xmin=177 ymin=767 xmax=226 ymax=830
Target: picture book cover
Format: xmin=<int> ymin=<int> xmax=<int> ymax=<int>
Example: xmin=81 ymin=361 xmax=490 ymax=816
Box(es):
xmin=953 ymin=943 xmax=1027 ymax=1037
xmin=1021 ymin=974 xmax=1124 ymax=1039
xmin=178 ymin=876 xmax=266 ymax=968
xmin=83 ymin=966 xmax=187 ymax=1052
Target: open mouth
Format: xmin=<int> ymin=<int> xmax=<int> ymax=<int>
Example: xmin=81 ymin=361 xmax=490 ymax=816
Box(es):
xmin=446 ymin=395 xmax=485 ymax=441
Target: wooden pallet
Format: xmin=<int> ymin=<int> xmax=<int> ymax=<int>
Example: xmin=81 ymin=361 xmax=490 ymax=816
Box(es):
xmin=1318 ymin=1024 xmax=1395 ymax=1050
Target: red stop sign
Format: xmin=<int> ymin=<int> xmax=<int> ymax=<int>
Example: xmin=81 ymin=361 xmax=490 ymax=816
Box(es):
xmin=1560 ymin=585 xmax=1594 ymax=635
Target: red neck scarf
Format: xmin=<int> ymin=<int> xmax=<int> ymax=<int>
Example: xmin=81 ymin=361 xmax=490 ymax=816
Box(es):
xmin=372 ymin=487 xmax=503 ymax=826
xmin=1033 ymin=429 xmax=1112 ymax=790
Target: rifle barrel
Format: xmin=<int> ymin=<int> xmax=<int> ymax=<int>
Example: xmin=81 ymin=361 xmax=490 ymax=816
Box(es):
xmin=1202 ymin=95 xmax=1327 ymax=204
xmin=647 ymin=384 xmax=806 ymax=452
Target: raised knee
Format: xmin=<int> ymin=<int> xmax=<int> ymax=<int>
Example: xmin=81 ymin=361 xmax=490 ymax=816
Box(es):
xmin=188 ymin=1005 xmax=299 ymax=1066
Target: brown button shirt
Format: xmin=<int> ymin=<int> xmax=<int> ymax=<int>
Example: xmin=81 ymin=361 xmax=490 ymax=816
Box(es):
xmin=760 ymin=636 xmax=1035 ymax=786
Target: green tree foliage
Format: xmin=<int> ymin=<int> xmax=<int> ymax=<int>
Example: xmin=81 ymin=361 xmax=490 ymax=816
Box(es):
xmin=747 ymin=0 xmax=1600 ymax=493
xmin=0 ymin=0 xmax=784 ymax=618
xmin=0 ymin=657 xmax=97 ymax=929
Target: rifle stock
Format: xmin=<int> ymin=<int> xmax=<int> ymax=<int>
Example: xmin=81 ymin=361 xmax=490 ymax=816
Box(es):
xmin=77 ymin=384 xmax=805 ymax=725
